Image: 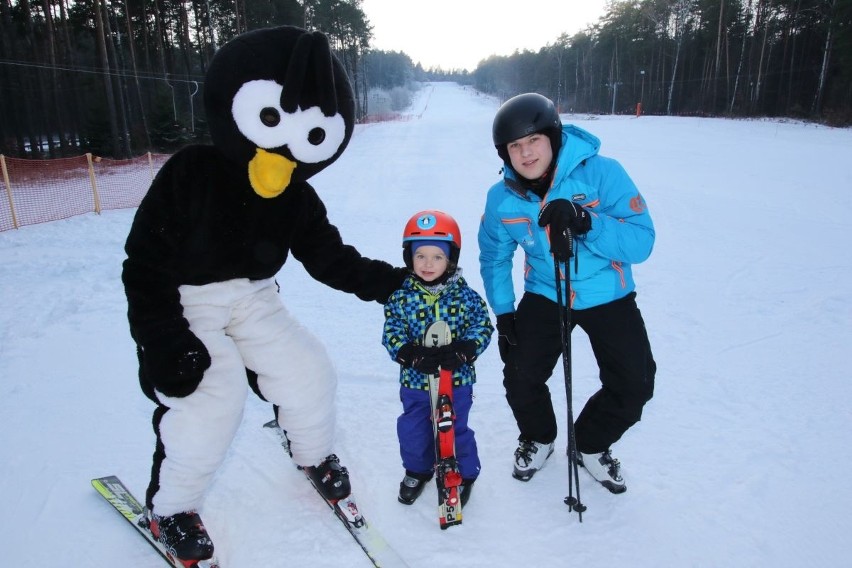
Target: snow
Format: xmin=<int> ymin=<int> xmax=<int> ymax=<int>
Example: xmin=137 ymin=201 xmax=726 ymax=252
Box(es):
xmin=1 ymin=82 xmax=851 ymax=567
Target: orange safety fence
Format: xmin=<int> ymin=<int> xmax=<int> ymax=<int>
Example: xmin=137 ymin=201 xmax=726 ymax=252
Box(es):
xmin=0 ymin=152 xmax=170 ymax=232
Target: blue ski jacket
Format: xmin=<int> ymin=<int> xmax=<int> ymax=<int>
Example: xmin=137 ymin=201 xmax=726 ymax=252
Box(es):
xmin=383 ymin=272 xmax=493 ymax=390
xmin=478 ymin=124 xmax=655 ymax=314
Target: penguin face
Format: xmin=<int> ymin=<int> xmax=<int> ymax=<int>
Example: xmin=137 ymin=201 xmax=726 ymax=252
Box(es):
xmin=204 ymin=26 xmax=355 ymax=198
xmin=231 ymin=80 xmax=346 ymax=164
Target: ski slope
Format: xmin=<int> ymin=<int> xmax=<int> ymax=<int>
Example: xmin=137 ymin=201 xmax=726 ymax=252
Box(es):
xmin=1 ymin=82 xmax=851 ymax=567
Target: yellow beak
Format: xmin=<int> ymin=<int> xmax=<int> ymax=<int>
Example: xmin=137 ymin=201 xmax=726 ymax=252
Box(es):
xmin=247 ymin=148 xmax=297 ymax=198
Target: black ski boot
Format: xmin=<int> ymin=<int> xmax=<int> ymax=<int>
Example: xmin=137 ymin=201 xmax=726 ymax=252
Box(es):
xmin=304 ymin=454 xmax=351 ymax=500
xmin=148 ymin=510 xmax=214 ymax=564
xmin=398 ymin=470 xmax=433 ymax=505
xmin=459 ymin=478 xmax=475 ymax=507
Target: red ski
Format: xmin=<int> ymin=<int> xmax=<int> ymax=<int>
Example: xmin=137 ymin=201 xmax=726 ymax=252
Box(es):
xmin=423 ymin=320 xmax=462 ymax=529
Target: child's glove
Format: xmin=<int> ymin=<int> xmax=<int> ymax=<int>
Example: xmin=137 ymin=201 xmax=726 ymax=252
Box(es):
xmin=139 ymin=329 xmax=211 ymax=398
xmin=396 ymin=343 xmax=441 ymax=374
xmin=438 ymin=340 xmax=478 ymax=371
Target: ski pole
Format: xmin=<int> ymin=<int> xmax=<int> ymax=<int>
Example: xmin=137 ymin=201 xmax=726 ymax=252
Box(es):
xmin=554 ymin=230 xmax=586 ymax=520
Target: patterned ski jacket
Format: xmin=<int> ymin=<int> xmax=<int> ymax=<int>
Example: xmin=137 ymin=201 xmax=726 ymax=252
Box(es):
xmin=478 ymin=124 xmax=655 ymax=314
xmin=383 ymin=271 xmax=493 ymax=390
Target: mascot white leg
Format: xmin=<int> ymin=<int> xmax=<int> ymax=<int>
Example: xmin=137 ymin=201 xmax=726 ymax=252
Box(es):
xmin=151 ymin=281 xmax=251 ymax=516
xmin=229 ymin=279 xmax=337 ymax=467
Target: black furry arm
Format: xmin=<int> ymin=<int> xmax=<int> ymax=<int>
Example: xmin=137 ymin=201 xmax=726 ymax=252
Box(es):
xmin=121 ymin=152 xmax=194 ymax=344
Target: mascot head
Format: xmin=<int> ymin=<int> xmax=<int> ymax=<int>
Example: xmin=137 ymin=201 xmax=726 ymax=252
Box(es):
xmin=204 ymin=26 xmax=356 ymax=198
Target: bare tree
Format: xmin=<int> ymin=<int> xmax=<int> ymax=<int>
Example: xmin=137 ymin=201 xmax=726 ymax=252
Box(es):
xmin=666 ymin=0 xmax=697 ymax=115
xmin=730 ymin=0 xmax=753 ymax=113
xmin=712 ymin=0 xmax=725 ymax=113
xmin=92 ymin=0 xmax=121 ymax=156
xmin=812 ymin=0 xmax=837 ymax=114
xmin=124 ymin=0 xmax=152 ymax=149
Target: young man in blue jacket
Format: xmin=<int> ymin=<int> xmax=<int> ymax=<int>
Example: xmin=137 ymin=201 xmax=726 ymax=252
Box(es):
xmin=478 ymin=93 xmax=656 ymax=494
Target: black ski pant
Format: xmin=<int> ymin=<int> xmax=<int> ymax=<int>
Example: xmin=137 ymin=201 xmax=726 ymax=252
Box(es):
xmin=503 ymin=291 xmax=655 ymax=454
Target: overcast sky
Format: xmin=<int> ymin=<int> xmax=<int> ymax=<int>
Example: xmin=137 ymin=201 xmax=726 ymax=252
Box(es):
xmin=360 ymin=0 xmax=610 ymax=71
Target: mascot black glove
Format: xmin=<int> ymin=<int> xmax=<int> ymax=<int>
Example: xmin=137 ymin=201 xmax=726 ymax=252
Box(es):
xmin=538 ymin=199 xmax=592 ymax=261
xmin=438 ymin=340 xmax=478 ymax=371
xmin=140 ymin=329 xmax=211 ymax=398
xmin=496 ymin=313 xmax=517 ymax=364
xmin=396 ymin=343 xmax=441 ymax=374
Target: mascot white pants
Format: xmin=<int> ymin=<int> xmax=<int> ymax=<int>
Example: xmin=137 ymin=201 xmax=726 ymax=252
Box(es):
xmin=151 ymin=277 xmax=336 ymax=516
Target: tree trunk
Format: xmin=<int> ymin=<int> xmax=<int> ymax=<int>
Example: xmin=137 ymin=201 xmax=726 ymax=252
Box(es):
xmin=811 ymin=0 xmax=836 ymax=115
xmin=730 ymin=0 xmax=752 ymax=113
xmin=713 ymin=0 xmax=725 ymax=113
xmin=93 ymin=0 xmax=121 ymax=156
xmin=41 ymin=0 xmax=70 ymax=155
xmin=784 ymin=0 xmax=801 ymax=114
xmin=752 ymin=0 xmax=769 ymax=107
xmin=153 ymin=0 xmax=177 ymax=123
xmin=667 ymin=4 xmax=682 ymax=116
xmin=102 ymin=0 xmax=131 ymax=156
xmin=124 ymin=0 xmax=152 ymax=149
xmin=57 ymin=0 xmax=83 ymax=152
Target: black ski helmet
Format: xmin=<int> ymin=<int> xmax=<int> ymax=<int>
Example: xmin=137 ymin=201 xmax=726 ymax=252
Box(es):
xmin=492 ymin=93 xmax=562 ymax=164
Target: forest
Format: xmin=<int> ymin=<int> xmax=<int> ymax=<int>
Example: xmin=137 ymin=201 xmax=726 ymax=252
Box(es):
xmin=471 ymin=0 xmax=852 ymax=124
xmin=1 ymin=0 xmax=849 ymax=159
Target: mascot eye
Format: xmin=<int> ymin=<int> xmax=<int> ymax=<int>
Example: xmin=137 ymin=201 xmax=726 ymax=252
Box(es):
xmin=231 ymin=80 xmax=345 ymax=163
xmin=231 ymin=80 xmax=290 ymax=149
xmin=286 ymin=106 xmax=345 ymax=164
xmin=308 ymin=128 xmax=326 ymax=145
xmin=260 ymin=107 xmax=280 ymax=127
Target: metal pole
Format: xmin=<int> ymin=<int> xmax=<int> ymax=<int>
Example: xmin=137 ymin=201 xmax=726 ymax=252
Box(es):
xmin=554 ymin=233 xmax=586 ymax=520
xmin=611 ymin=83 xmax=616 ymax=115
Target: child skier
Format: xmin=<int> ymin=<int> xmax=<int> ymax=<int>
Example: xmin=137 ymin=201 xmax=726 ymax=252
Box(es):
xmin=382 ymin=210 xmax=493 ymax=506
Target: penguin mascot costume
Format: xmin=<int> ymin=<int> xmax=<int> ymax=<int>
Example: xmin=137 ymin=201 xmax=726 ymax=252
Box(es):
xmin=121 ymin=26 xmax=407 ymax=563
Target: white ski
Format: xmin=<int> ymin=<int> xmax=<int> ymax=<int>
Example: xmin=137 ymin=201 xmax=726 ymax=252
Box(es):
xmin=91 ymin=475 xmax=220 ymax=568
xmin=264 ymin=419 xmax=410 ymax=568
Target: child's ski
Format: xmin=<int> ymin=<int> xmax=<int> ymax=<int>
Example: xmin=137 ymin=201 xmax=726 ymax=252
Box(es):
xmin=91 ymin=475 xmax=220 ymax=568
xmin=423 ymin=320 xmax=462 ymax=529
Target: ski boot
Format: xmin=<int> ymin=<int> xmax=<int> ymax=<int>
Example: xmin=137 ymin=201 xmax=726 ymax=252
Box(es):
xmin=398 ymin=470 xmax=433 ymax=505
xmin=459 ymin=478 xmax=475 ymax=507
xmin=512 ymin=439 xmax=554 ymax=481
xmin=148 ymin=510 xmax=214 ymax=566
xmin=304 ymin=454 xmax=351 ymax=500
xmin=578 ymin=449 xmax=627 ymax=494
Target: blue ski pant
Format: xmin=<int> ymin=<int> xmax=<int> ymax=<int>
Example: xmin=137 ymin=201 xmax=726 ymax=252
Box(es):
xmin=397 ymin=384 xmax=481 ymax=480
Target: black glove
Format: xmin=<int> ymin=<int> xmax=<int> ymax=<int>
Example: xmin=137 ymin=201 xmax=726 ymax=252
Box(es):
xmin=396 ymin=343 xmax=441 ymax=374
xmin=437 ymin=340 xmax=478 ymax=371
xmin=139 ymin=329 xmax=211 ymax=398
xmin=496 ymin=313 xmax=517 ymax=364
xmin=538 ymin=199 xmax=592 ymax=261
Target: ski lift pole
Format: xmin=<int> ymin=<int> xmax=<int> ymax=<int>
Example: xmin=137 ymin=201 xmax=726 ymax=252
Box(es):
xmin=554 ymin=230 xmax=586 ymax=520
xmin=189 ymin=81 xmax=199 ymax=133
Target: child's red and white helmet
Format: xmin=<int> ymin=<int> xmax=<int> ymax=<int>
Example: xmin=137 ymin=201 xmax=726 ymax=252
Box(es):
xmin=402 ymin=210 xmax=461 ymax=268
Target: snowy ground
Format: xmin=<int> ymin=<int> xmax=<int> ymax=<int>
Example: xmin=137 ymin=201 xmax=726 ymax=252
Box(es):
xmin=1 ymin=82 xmax=850 ymax=567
